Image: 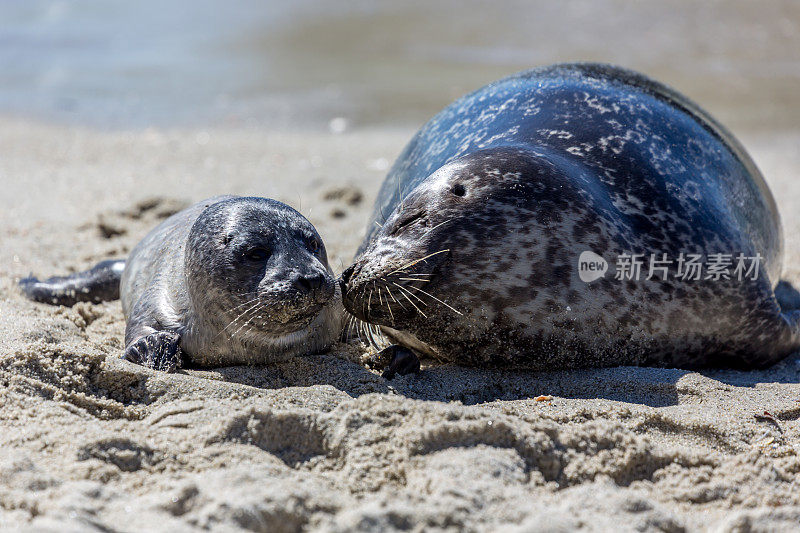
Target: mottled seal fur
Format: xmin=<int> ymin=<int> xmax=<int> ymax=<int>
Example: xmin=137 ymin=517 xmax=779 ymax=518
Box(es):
xmin=21 ymin=196 xmax=343 ymax=371
xmin=341 ymin=62 xmax=800 ymax=371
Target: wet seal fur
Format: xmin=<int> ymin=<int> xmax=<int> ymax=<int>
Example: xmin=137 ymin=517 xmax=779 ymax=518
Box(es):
xmin=21 ymin=196 xmax=343 ymax=371
xmin=342 ymin=63 xmax=800 ymax=371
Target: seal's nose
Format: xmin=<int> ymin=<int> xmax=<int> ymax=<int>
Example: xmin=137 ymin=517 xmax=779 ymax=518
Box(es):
xmin=340 ymin=264 xmax=355 ymax=287
xmin=293 ymin=272 xmax=325 ymax=295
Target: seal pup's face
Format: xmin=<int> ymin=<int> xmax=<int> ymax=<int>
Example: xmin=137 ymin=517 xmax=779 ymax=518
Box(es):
xmin=186 ymin=197 xmax=338 ymax=338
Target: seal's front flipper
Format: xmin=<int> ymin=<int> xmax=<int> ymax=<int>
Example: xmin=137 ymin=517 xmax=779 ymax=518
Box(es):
xmin=19 ymin=259 xmax=125 ymax=306
xmin=123 ymin=331 xmax=182 ymax=373
xmin=370 ymin=344 xmax=421 ymax=379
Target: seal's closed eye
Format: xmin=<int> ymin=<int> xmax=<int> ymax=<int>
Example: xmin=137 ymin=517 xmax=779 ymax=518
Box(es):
xmin=245 ymin=247 xmax=270 ymax=262
xmin=390 ymin=211 xmax=426 ymax=236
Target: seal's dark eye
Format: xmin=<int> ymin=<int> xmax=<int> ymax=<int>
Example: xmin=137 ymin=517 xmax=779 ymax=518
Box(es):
xmin=451 ymin=183 xmax=466 ymax=197
xmin=307 ymin=237 xmax=320 ymax=253
xmin=245 ymin=247 xmax=270 ymax=262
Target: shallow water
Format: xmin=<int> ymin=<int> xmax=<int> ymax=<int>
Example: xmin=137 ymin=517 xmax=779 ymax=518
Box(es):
xmin=1 ymin=0 xmax=799 ymax=131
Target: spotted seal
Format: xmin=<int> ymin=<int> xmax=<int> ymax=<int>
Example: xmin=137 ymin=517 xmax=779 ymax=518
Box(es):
xmin=21 ymin=196 xmax=343 ymax=371
xmin=341 ymin=62 xmax=798 ymax=375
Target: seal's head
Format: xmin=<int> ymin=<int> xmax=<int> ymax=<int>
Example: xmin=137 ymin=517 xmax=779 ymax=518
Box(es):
xmin=185 ymin=197 xmax=339 ymax=338
xmin=341 ymin=147 xmax=576 ymax=358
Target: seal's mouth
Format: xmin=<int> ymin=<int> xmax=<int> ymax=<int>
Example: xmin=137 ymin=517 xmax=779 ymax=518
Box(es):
xmin=263 ymin=290 xmax=332 ymax=326
xmin=279 ymin=301 xmax=327 ymax=324
xmin=220 ymin=287 xmax=332 ymax=340
xmin=239 ymin=301 xmax=327 ymax=337
xmin=255 ymin=273 xmax=336 ymax=323
xmin=340 ymin=249 xmax=450 ymax=327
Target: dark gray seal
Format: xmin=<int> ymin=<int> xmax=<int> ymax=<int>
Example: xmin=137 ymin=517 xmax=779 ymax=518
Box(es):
xmin=21 ymin=196 xmax=343 ymax=371
xmin=341 ymin=62 xmax=799 ymax=375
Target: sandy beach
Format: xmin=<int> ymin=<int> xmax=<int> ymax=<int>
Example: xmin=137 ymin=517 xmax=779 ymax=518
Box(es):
xmin=1 ymin=118 xmax=799 ymax=531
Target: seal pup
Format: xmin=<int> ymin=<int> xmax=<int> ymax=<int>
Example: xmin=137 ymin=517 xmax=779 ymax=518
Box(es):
xmin=21 ymin=196 xmax=344 ymax=371
xmin=341 ymin=62 xmax=799 ymax=375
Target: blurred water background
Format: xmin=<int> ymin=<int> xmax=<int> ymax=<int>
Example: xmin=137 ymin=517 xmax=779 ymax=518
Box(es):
xmin=1 ymin=0 xmax=798 ymax=132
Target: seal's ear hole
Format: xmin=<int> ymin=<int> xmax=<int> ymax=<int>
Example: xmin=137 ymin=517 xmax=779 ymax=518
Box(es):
xmin=451 ymin=183 xmax=466 ymax=197
xmin=306 ymin=236 xmax=321 ymax=254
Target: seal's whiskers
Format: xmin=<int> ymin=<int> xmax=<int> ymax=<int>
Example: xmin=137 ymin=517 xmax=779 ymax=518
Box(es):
xmin=392 ymin=282 xmax=428 ymax=318
xmin=346 ymin=313 xmax=385 ymax=351
xmin=384 ymin=284 xmax=407 ymax=311
xmin=226 ymin=296 xmax=262 ymax=313
xmin=227 ymin=307 xmax=264 ymax=340
xmin=428 ymin=219 xmax=451 ymax=232
xmin=392 ymin=282 xmax=427 ymax=307
xmin=365 ymin=322 xmax=382 ymax=350
xmin=403 ymin=284 xmax=463 ymax=316
xmin=215 ymin=298 xmax=263 ymax=340
xmin=387 ymin=249 xmax=450 ymax=276
xmin=384 ymin=291 xmax=395 ymax=324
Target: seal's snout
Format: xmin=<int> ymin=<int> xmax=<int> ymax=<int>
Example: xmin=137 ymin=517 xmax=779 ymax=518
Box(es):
xmin=340 ymin=262 xmax=366 ymax=299
xmin=340 ymin=264 xmax=355 ymax=287
xmin=293 ymin=272 xmax=324 ymax=293
xmin=289 ymin=271 xmax=333 ymax=304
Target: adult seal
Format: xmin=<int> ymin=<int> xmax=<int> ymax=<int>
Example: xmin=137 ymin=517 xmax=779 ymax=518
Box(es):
xmin=21 ymin=196 xmax=343 ymax=371
xmin=341 ymin=62 xmax=799 ymax=375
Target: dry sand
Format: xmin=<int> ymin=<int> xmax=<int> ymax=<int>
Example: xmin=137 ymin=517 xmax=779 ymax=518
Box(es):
xmin=1 ymin=118 xmax=800 ymax=532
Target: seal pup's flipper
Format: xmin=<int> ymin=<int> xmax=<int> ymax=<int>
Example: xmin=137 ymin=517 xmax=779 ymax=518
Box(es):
xmin=19 ymin=259 xmax=125 ymax=306
xmin=122 ymin=331 xmax=182 ymax=373
xmin=121 ymin=287 xmax=184 ymax=373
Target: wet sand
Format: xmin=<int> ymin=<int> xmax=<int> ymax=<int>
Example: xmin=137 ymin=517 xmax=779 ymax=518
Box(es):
xmin=2 ymin=118 xmax=800 ymax=531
